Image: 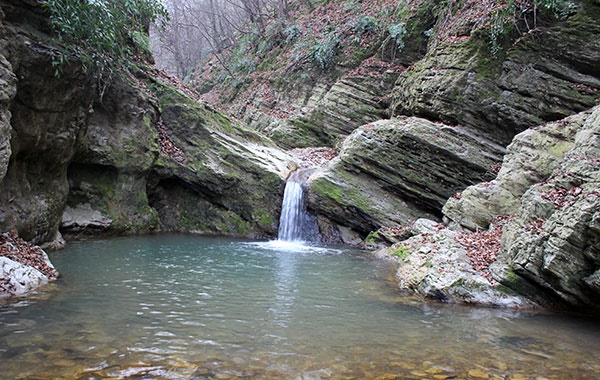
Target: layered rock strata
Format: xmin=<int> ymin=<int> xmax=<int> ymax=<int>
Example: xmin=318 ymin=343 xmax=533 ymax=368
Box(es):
xmin=379 ymin=106 xmax=600 ymax=311
xmin=307 ymin=116 xmax=502 ymax=243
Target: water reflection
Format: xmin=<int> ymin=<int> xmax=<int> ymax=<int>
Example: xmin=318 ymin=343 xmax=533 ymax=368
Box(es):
xmin=0 ymin=234 xmax=598 ymax=380
xmin=270 ymin=251 xmax=298 ymax=328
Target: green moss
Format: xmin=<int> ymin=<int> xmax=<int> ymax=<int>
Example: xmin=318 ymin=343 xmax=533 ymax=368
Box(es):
xmin=312 ymin=178 xmax=345 ymax=205
xmin=311 ymin=177 xmax=372 ymax=211
xmin=391 ymin=244 xmax=410 ymax=259
xmin=549 ymin=140 xmax=573 ymax=158
xmin=501 ymin=269 xmax=539 ymax=296
xmin=365 ymin=230 xmax=380 ymax=243
xmin=255 ymin=210 xmax=275 ymax=227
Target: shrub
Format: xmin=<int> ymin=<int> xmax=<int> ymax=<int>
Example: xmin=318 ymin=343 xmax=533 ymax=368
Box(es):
xmin=353 ymin=16 xmax=379 ymax=36
xmin=311 ymin=33 xmax=340 ymax=70
xmin=44 ymin=0 xmax=168 ymax=76
xmin=383 ymin=22 xmax=407 ymax=61
xmin=283 ymin=24 xmax=302 ymax=45
xmin=489 ymin=0 xmax=577 ymax=56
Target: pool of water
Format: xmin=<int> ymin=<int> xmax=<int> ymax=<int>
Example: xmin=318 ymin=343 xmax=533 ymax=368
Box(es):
xmin=0 ymin=234 xmax=599 ymax=379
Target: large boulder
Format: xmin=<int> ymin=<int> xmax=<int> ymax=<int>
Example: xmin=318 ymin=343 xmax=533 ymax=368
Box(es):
xmin=307 ymin=116 xmax=501 ymax=243
xmin=0 ymin=232 xmax=58 ymax=299
xmin=146 ymin=78 xmax=292 ymax=237
xmin=377 ymin=219 xmax=534 ymax=308
xmin=385 ymin=106 xmax=600 ymax=312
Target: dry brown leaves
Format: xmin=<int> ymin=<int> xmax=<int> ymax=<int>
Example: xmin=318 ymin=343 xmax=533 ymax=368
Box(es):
xmin=455 ymin=215 xmax=513 ymax=281
xmin=380 ymin=225 xmax=409 ymax=235
xmin=540 ymin=185 xmax=582 ymax=209
xmin=0 ymin=232 xmax=59 ymax=279
xmin=288 ymin=147 xmax=337 ymax=168
xmin=156 ymin=118 xmax=185 ymax=163
xmin=347 ymin=57 xmax=405 ymax=78
xmin=525 ymin=218 xmax=546 ymax=234
xmin=488 ymin=162 xmax=502 ymax=174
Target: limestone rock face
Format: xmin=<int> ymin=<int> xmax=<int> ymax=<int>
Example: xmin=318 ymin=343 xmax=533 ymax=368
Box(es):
xmin=62 ymin=73 xmax=292 ymax=239
xmin=443 ymin=111 xmax=586 ymax=231
xmin=393 ymin=1 xmax=600 ymax=147
xmin=64 ymin=73 xmax=161 ymax=236
xmin=0 ymin=1 xmax=293 ymax=244
xmin=490 ymin=106 xmax=600 ymax=311
xmin=307 ymin=117 xmax=501 ymax=243
xmin=144 ymin=79 xmax=291 ymax=238
xmin=269 ymin=70 xmax=399 ymax=148
xmin=369 ymin=106 xmax=600 ymax=311
xmin=0 ymin=1 xmax=95 ymax=245
xmin=0 ymin=9 xmax=17 ymax=182
xmin=396 ymin=106 xmax=600 ymax=311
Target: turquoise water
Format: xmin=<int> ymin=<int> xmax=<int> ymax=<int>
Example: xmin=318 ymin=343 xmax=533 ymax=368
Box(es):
xmin=0 ymin=234 xmax=599 ymax=379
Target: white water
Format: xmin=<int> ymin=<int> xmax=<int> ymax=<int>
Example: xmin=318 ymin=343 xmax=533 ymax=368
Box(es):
xmin=277 ymin=177 xmax=304 ymax=241
xmin=277 ymin=169 xmax=319 ymax=242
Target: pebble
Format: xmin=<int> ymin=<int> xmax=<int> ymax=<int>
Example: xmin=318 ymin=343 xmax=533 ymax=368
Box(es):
xmin=468 ymin=368 xmax=490 ymax=378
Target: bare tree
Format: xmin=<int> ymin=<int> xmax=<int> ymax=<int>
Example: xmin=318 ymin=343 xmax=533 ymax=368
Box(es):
xmin=151 ymin=0 xmax=292 ymax=79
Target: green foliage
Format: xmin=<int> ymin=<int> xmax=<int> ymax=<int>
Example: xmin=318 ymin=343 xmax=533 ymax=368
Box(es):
xmin=43 ymin=0 xmax=169 ymax=76
xmin=353 ymin=16 xmax=379 ymax=36
xmin=391 ymin=245 xmax=410 ymax=259
xmin=387 ymin=23 xmax=407 ymax=51
xmin=365 ymin=231 xmax=380 ymax=243
xmin=381 ymin=22 xmax=407 ymax=61
xmin=311 ymin=32 xmax=341 ymax=70
xmin=283 ymin=24 xmax=302 ymax=45
xmin=489 ymin=0 xmax=577 ymax=56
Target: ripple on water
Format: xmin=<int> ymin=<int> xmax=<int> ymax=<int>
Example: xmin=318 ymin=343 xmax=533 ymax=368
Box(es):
xmin=0 ymin=235 xmax=599 ymax=379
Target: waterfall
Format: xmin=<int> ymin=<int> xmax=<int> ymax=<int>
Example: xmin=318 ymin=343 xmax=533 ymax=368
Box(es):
xmin=277 ymin=169 xmax=319 ymax=242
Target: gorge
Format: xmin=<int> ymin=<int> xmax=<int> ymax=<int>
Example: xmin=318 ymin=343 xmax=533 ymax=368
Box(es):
xmin=0 ymin=0 xmax=599 ymax=315
xmin=0 ymin=0 xmax=599 ymax=378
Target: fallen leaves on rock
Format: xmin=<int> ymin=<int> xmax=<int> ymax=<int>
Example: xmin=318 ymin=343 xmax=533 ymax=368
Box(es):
xmin=156 ymin=118 xmax=185 ymax=163
xmin=380 ymin=225 xmax=410 ymax=236
xmin=455 ymin=215 xmax=513 ymax=282
xmin=288 ymin=147 xmax=337 ymax=168
xmin=0 ymin=232 xmax=59 ymax=279
xmin=525 ymin=218 xmax=546 ymax=234
xmin=540 ymin=185 xmax=582 ymax=209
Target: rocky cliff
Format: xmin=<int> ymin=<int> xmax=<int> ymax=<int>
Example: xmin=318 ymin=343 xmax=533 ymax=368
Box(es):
xmin=195 ymin=0 xmax=600 ymax=245
xmin=0 ymin=0 xmax=293 ymax=297
xmin=193 ymin=0 xmax=600 ymax=311
xmin=377 ymin=105 xmax=600 ymax=312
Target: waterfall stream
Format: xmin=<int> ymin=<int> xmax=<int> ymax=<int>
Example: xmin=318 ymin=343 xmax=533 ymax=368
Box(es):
xmin=277 ymin=169 xmax=318 ymax=242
